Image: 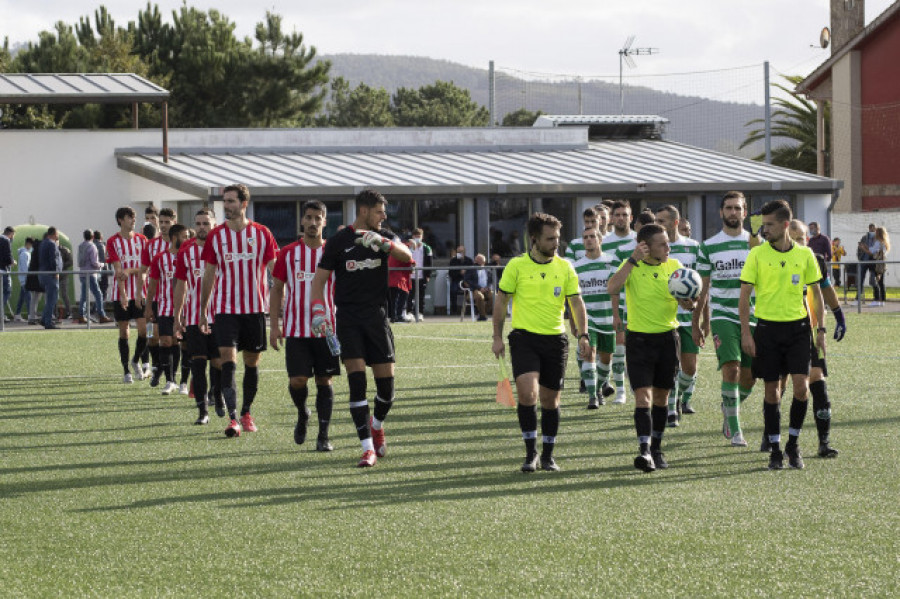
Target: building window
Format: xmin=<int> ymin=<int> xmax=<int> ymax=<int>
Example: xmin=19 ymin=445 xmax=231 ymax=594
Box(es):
xmin=385 ymin=200 xmax=415 ymax=239
xmin=255 ymin=201 xmax=297 ymax=247
xmin=418 ymin=198 xmax=459 ymax=259
xmin=490 ymin=198 xmax=527 ymax=258
xmin=322 ymin=200 xmax=343 ymax=241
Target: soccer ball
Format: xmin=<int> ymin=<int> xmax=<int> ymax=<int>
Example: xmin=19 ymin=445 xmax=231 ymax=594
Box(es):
xmin=668 ymin=268 xmax=702 ymax=300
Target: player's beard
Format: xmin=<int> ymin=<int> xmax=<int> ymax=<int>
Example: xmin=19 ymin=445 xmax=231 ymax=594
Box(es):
xmin=723 ymin=216 xmax=742 ymax=229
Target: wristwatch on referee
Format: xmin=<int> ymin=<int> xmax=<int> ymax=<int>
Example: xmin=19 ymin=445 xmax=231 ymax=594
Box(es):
xmin=817 ymin=326 xmax=827 ymax=334
xmin=579 ymin=333 xmax=590 ymax=341
xmin=627 ymin=257 xmax=639 ymax=266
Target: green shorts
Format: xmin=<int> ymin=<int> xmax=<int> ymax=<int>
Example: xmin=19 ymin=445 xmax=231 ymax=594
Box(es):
xmin=711 ymin=319 xmax=753 ymax=370
xmin=589 ymin=329 xmax=616 ymax=355
xmin=678 ymin=326 xmax=699 ymax=355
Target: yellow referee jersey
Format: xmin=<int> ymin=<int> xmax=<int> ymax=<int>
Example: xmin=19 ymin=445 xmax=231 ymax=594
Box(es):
xmin=621 ymin=258 xmax=683 ymax=333
xmin=739 ymin=242 xmax=821 ymax=321
xmin=498 ymin=254 xmax=581 ymax=335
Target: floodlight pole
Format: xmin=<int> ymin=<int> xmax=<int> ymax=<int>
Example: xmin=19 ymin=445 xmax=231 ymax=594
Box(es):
xmin=764 ymin=61 xmax=772 ymax=164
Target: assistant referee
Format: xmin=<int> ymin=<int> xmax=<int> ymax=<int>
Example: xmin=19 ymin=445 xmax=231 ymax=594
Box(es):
xmin=492 ymin=213 xmax=590 ymax=473
xmin=739 ymin=200 xmax=825 ymax=471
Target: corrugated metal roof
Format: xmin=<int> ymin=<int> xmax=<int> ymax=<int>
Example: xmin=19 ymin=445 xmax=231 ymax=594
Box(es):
xmin=534 ymin=115 xmax=669 ymax=127
xmin=0 ymin=73 xmax=169 ymax=104
xmin=116 ymin=138 xmax=840 ymax=199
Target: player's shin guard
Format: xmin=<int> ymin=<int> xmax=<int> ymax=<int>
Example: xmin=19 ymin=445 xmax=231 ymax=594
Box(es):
xmin=678 ymin=370 xmax=696 ymax=406
xmin=650 ymin=404 xmax=667 ymax=450
xmin=738 ymin=385 xmax=753 ymax=403
xmin=289 ymin=383 xmax=308 ymax=414
xmin=240 ymin=366 xmax=259 ymax=415
xmin=133 ymin=336 xmax=148 ymax=365
xmin=372 ymin=376 xmax=394 ymax=428
xmin=597 ymin=360 xmax=611 ymax=386
xmin=787 ymin=397 xmax=808 ymax=448
xmin=149 ymin=344 xmax=159 ymax=369
xmin=221 ymin=361 xmax=238 ymax=419
xmin=191 ymin=359 xmax=208 ymax=412
xmin=159 ymin=345 xmax=173 ymax=382
xmin=118 ymin=338 xmax=130 ymax=374
xmin=316 ymin=384 xmax=334 ymax=439
xmin=612 ymin=344 xmax=626 ymax=392
xmin=210 ymin=365 xmax=222 ymax=402
xmin=810 ymin=380 xmax=831 ymax=444
xmin=722 ymin=381 xmax=741 ymax=435
xmin=540 ymin=407 xmax=560 ymax=459
xmin=580 ymin=361 xmax=597 ymax=399
xmin=175 ymin=346 xmax=187 ymax=384
xmin=667 ymin=387 xmax=678 ymax=416
xmin=634 ymin=407 xmax=651 ymax=452
xmin=763 ymin=401 xmax=781 ymax=452
xmin=517 ymin=403 xmax=538 ymax=458
xmin=347 ymin=371 xmax=371 ymax=441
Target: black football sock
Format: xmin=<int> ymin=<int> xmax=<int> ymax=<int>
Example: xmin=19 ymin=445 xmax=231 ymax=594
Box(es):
xmin=650 ymin=404 xmax=667 ymax=451
xmin=159 ymin=346 xmax=174 ymax=382
xmin=118 ymin=338 xmax=130 ymax=374
xmin=191 ymin=359 xmax=208 ymax=412
xmin=240 ymin=366 xmax=259 ymax=415
xmin=763 ymin=401 xmax=781 ymax=453
xmin=634 ymin=407 xmax=652 ymax=453
xmin=149 ymin=344 xmax=159 ymax=370
xmin=372 ymin=376 xmax=394 ymax=426
xmin=210 ymin=365 xmax=222 ymax=402
xmin=221 ymin=361 xmax=238 ymax=420
xmin=133 ymin=336 xmax=148 ymax=364
xmin=810 ymin=380 xmax=831 ymax=444
xmin=347 ymin=371 xmax=371 ymax=441
xmin=316 ymin=384 xmax=334 ymax=439
xmin=517 ymin=403 xmax=538 ymax=458
xmin=786 ymin=397 xmax=808 ymax=448
xmin=289 ymin=383 xmax=308 ymax=415
xmin=540 ymin=407 xmax=560 ymax=459
xmin=174 ymin=345 xmax=186 ymax=384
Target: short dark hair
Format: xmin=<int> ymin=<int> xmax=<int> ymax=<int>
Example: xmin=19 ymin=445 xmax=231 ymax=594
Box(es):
xmin=25 ymin=237 xmax=34 ymax=244
xmin=159 ymin=207 xmax=176 ymax=219
xmin=302 ymin=200 xmax=327 ymax=215
xmin=355 ymin=189 xmax=386 ymax=212
xmin=527 ymin=212 xmax=561 ymax=241
xmin=760 ymin=199 xmax=792 ymax=222
xmin=3 ymin=226 xmax=14 ymax=235
xmin=168 ymin=224 xmax=186 ymax=240
xmin=595 ymin=204 xmax=610 ymax=214
xmin=637 ymin=223 xmax=665 ymax=245
xmin=657 ymin=204 xmax=680 ymax=220
xmin=143 ymin=223 xmax=157 ymax=239
xmin=83 ymin=229 xmax=93 ymax=241
xmin=47 ymin=226 xmax=58 ymax=237
xmin=720 ymin=191 xmax=746 ymax=209
xmin=116 ymin=206 xmax=135 ymax=225
xmin=195 ymin=209 xmax=215 ymax=219
xmin=635 ymin=212 xmax=656 ymax=227
xmin=223 ymin=184 xmax=251 ymax=202
xmin=582 ymin=206 xmax=598 ymax=219
xmin=145 ymin=205 xmax=159 ymax=216
xmin=93 ymin=230 xmax=103 ymax=241
xmin=610 ymin=199 xmax=631 ymax=214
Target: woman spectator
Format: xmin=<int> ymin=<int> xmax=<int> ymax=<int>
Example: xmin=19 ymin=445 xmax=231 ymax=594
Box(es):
xmin=388 ymin=238 xmax=416 ymax=323
xmin=831 ymin=237 xmax=846 ymax=286
xmin=870 ymin=228 xmax=890 ymax=307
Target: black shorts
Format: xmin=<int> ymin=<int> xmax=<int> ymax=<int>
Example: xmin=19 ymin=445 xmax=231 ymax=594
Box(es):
xmin=508 ymin=329 xmax=568 ymax=392
xmin=335 ymin=305 xmax=395 ymax=365
xmin=114 ymin=299 xmax=144 ymax=322
xmin=751 ymin=318 xmax=811 ymax=382
xmin=285 ymin=337 xmax=341 ymax=378
xmin=185 ymin=324 xmax=220 ymax=360
xmin=156 ymin=315 xmax=175 ymax=338
xmin=625 ymin=329 xmax=679 ymax=391
xmin=214 ymin=313 xmax=267 ymax=353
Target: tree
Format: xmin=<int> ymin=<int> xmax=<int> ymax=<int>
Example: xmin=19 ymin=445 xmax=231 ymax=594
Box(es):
xmin=502 ymin=108 xmax=543 ymax=127
xmin=391 ymin=80 xmax=489 ymax=127
xmin=740 ymin=75 xmax=829 ymax=176
xmin=317 ymin=77 xmax=394 ymax=127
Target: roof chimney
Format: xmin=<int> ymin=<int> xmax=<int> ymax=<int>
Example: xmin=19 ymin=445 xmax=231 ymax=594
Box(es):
xmin=831 ymin=0 xmax=865 ymax=53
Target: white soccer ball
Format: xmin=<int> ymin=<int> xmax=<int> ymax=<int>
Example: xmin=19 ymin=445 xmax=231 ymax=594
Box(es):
xmin=668 ymin=268 xmax=702 ymax=300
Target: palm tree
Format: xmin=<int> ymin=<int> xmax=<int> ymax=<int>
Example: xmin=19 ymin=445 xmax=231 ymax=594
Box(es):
xmin=741 ymin=75 xmax=830 ymax=176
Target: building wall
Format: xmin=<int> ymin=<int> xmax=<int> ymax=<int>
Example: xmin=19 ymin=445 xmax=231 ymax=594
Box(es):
xmin=831 ymin=52 xmax=863 ymax=213
xmin=860 ymin=12 xmax=900 ymax=210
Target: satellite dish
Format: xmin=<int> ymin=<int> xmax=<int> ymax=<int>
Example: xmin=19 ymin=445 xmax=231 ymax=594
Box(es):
xmin=820 ymin=27 xmax=831 ymax=49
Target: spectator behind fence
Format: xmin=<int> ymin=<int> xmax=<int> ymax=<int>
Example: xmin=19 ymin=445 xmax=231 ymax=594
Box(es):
xmin=831 ymin=237 xmax=846 ymax=286
xmin=58 ymin=241 xmax=74 ymax=321
xmin=463 ymin=253 xmax=494 ymax=321
xmin=26 ymin=232 xmax=47 ymax=324
xmin=78 ymin=229 xmax=111 ymax=323
xmin=448 ymin=245 xmax=474 ymax=314
xmin=407 ymin=228 xmax=432 ymax=321
xmin=38 ymin=226 xmax=62 ymax=329
xmin=857 ymin=223 xmax=878 ymax=302
xmin=93 ymin=230 xmax=109 ymax=304
xmin=870 ymin=227 xmax=891 ymax=307
xmin=0 ymin=226 xmax=14 ymax=320
xmin=13 ymin=237 xmax=33 ymax=321
xmin=388 ymin=237 xmax=415 ymax=323
xmin=807 ymin=222 xmax=832 ymax=262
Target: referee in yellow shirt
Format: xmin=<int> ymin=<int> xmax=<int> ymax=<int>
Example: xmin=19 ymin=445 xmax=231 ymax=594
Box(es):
xmin=608 ymin=223 xmax=696 ymax=472
xmin=492 ymin=213 xmax=590 ymax=473
xmin=739 ymin=200 xmax=825 ymax=470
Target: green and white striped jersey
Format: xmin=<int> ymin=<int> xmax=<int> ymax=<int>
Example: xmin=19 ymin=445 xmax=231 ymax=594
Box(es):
xmin=564 ymin=237 xmax=585 ymax=263
xmin=669 ymin=235 xmax=700 ymax=328
xmin=602 ymin=231 xmax=637 ymax=266
xmin=573 ymin=252 xmax=617 ymax=334
xmin=696 ymin=230 xmax=756 ymax=325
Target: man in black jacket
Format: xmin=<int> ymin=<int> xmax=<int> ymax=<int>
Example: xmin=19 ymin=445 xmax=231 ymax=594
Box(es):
xmin=448 ymin=245 xmax=473 ymax=314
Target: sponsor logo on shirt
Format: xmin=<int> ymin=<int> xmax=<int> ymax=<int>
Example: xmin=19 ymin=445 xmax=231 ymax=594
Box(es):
xmin=792 ymin=274 xmax=800 ymax=285
xmin=294 ymin=270 xmax=315 ymax=281
xmin=554 ymin=286 xmax=561 ymax=297
xmin=714 ymin=258 xmax=745 ymax=270
xmin=192 ymin=268 xmax=203 ymax=279
xmin=580 ymin=277 xmax=608 ymax=289
xmin=346 ymin=258 xmax=381 ymax=272
xmin=224 ymin=252 xmax=256 ymax=262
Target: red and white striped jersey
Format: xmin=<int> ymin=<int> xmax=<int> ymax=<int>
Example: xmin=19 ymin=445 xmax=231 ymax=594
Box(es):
xmin=273 ymin=240 xmax=335 ymax=338
xmin=174 ymin=239 xmax=214 ymax=326
xmin=142 ymin=236 xmax=169 ymax=297
xmin=148 ymin=250 xmax=178 ymax=317
xmin=106 ymin=232 xmax=148 ymax=302
xmin=201 ymin=221 xmax=277 ymax=315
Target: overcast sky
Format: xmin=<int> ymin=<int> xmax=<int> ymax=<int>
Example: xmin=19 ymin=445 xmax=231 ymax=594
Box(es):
xmin=1 ymin=0 xmax=895 ymax=79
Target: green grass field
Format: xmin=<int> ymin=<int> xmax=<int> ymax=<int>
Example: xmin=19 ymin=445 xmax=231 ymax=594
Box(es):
xmin=1 ymin=314 xmax=898 ymax=597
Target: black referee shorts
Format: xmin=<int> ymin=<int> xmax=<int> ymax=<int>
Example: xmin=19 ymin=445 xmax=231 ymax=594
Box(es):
xmin=751 ymin=318 xmax=811 ymax=382
xmin=508 ymin=329 xmax=569 ymax=391
xmin=285 ymin=337 xmax=341 ymax=378
xmin=114 ymin=299 xmax=143 ymax=323
xmin=185 ymin=324 xmax=220 ymax=360
xmin=625 ymin=329 xmax=679 ymax=391
xmin=335 ymin=305 xmax=395 ymax=365
xmin=214 ymin=313 xmax=267 ymax=353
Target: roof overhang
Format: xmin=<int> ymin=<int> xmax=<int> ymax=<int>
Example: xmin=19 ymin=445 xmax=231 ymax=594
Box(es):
xmin=0 ymin=73 xmax=169 ymax=104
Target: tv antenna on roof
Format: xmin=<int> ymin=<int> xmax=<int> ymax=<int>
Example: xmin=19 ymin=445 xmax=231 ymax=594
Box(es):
xmin=619 ymin=36 xmax=659 ymax=114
